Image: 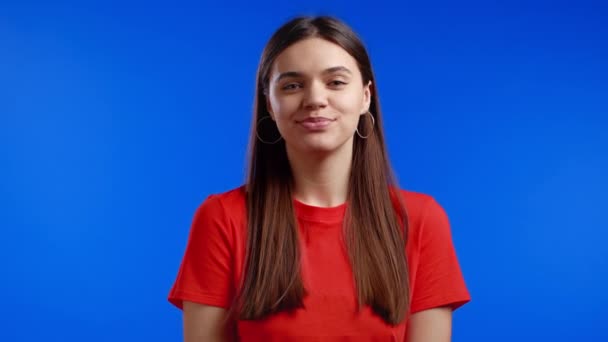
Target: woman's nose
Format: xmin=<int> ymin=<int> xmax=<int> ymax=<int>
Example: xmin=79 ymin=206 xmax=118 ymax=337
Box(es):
xmin=302 ymin=81 xmax=328 ymax=110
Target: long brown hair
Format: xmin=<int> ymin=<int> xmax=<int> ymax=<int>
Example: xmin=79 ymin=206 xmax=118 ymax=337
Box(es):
xmin=236 ymin=15 xmax=409 ymax=325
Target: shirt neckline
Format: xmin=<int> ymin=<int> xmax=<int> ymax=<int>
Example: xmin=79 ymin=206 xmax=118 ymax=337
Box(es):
xmin=293 ymin=198 xmax=347 ymax=224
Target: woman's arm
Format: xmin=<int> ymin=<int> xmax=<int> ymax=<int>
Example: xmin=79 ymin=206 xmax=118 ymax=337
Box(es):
xmin=405 ymin=307 xmax=453 ymax=342
xmin=183 ymin=301 xmax=237 ymax=342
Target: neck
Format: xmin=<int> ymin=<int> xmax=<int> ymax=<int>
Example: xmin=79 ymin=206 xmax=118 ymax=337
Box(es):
xmin=286 ymin=141 xmax=353 ymax=208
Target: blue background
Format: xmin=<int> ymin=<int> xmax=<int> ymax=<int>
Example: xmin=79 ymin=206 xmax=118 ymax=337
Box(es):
xmin=1 ymin=0 xmax=607 ymax=341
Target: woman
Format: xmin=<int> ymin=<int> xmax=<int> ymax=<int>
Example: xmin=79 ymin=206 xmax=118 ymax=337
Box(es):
xmin=168 ymin=15 xmax=470 ymax=341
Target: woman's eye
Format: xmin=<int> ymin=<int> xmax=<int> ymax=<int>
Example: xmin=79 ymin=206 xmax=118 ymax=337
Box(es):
xmin=282 ymin=83 xmax=300 ymax=90
xmin=329 ymin=80 xmax=347 ymax=86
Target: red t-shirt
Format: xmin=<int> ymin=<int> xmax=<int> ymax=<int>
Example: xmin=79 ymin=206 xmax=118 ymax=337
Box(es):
xmin=168 ymin=186 xmax=470 ymax=341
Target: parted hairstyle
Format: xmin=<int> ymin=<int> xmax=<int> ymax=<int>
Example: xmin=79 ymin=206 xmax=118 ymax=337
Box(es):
xmin=234 ymin=15 xmax=409 ymax=326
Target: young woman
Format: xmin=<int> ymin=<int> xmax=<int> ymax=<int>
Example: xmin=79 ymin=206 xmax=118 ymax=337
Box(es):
xmin=168 ymin=15 xmax=470 ymax=341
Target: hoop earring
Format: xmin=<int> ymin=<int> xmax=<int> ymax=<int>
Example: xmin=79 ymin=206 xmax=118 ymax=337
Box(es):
xmin=356 ymin=111 xmax=376 ymax=139
xmin=256 ymin=115 xmax=283 ymax=144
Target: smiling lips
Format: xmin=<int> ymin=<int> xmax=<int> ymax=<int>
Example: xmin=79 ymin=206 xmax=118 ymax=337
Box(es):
xmin=298 ymin=117 xmax=334 ymax=131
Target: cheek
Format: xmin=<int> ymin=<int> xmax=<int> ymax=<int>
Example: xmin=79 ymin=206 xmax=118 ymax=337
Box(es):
xmin=333 ymin=90 xmax=365 ymax=114
xmin=270 ymin=99 xmax=298 ymax=133
xmin=270 ymin=96 xmax=299 ymax=120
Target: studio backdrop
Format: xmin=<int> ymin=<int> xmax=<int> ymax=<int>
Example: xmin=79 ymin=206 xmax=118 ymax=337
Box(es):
xmin=1 ymin=1 xmax=606 ymax=341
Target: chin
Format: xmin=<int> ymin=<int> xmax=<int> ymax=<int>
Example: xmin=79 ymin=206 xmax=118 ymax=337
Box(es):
xmin=295 ymin=136 xmax=352 ymax=155
xmin=303 ymin=144 xmax=338 ymax=154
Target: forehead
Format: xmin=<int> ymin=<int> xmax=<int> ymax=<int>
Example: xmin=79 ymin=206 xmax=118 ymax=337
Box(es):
xmin=271 ymin=37 xmax=360 ymax=77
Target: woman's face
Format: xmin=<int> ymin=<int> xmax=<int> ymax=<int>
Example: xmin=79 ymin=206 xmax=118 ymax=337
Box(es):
xmin=266 ymin=37 xmax=371 ymax=155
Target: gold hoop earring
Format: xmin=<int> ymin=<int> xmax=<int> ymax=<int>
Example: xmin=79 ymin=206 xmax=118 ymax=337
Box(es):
xmin=356 ymin=111 xmax=375 ymax=139
xmin=256 ymin=115 xmax=283 ymax=144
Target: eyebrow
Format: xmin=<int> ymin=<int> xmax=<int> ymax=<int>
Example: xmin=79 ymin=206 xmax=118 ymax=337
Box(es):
xmin=275 ymin=66 xmax=353 ymax=83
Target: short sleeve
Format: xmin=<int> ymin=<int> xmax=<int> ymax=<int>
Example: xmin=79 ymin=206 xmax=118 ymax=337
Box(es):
xmin=409 ymin=198 xmax=471 ymax=314
xmin=167 ymin=195 xmax=235 ymax=310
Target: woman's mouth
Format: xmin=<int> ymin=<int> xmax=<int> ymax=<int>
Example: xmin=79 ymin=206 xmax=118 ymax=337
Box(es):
xmin=298 ymin=117 xmax=334 ymax=131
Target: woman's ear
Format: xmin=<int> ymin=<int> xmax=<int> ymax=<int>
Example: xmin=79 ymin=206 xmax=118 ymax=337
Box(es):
xmin=265 ymin=94 xmax=275 ymax=120
xmin=362 ymin=80 xmax=372 ymax=113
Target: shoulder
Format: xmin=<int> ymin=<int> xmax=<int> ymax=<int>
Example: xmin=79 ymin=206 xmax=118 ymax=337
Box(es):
xmin=196 ymin=185 xmax=247 ymax=216
xmin=391 ymin=187 xmax=452 ymax=240
xmin=190 ymin=185 xmax=247 ymax=237
xmin=395 ymin=188 xmax=471 ymax=312
xmin=391 ymin=188 xmax=445 ymax=222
